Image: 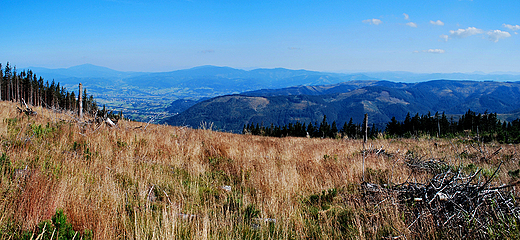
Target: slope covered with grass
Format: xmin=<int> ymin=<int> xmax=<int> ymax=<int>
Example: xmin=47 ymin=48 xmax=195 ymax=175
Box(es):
xmin=0 ymin=101 xmax=518 ymax=239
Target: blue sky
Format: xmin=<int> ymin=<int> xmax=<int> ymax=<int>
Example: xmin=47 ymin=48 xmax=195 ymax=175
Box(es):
xmin=2 ymin=0 xmax=519 ymax=73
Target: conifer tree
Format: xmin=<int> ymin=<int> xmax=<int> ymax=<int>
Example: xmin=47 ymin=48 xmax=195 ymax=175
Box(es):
xmin=319 ymin=115 xmax=330 ymax=138
xmin=0 ymin=63 xmax=2 ymax=101
xmin=347 ymin=118 xmax=356 ymax=139
xmin=386 ymin=116 xmax=401 ymax=137
xmin=14 ymin=67 xmax=19 ymax=102
xmin=330 ymin=121 xmax=338 ymax=138
xmin=4 ymin=63 xmax=11 ymax=101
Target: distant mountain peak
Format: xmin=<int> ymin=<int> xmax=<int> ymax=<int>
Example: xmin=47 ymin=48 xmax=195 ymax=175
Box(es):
xmin=70 ymin=63 xmax=99 ymax=68
xmin=66 ymin=64 xmax=119 ymax=72
xmin=190 ymin=65 xmax=233 ymax=69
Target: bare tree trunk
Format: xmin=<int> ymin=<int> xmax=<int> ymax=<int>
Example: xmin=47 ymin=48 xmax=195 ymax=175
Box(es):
xmin=362 ymin=113 xmax=368 ymax=182
xmin=29 ymin=82 xmax=33 ymax=106
xmin=16 ymin=76 xmax=20 ymax=103
xmin=79 ymin=83 xmax=83 ymax=119
xmin=7 ymin=78 xmax=10 ymax=101
xmin=363 ymin=114 xmax=368 ymax=143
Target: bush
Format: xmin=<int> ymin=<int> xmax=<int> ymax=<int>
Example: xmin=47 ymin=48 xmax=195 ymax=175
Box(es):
xmin=22 ymin=209 xmax=92 ymax=240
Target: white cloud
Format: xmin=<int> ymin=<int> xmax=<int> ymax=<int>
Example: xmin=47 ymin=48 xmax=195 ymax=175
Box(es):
xmin=440 ymin=34 xmax=449 ymax=42
xmin=406 ymin=22 xmax=417 ymax=28
xmin=426 ymin=49 xmax=445 ymax=54
xmin=430 ymin=20 xmax=444 ymax=26
xmin=503 ymin=24 xmax=520 ymax=31
xmin=446 ymin=27 xmax=512 ymax=42
xmin=486 ymin=30 xmax=511 ymax=42
xmin=449 ymin=27 xmax=483 ymax=38
xmin=363 ymin=19 xmax=382 ymax=25
xmin=414 ymin=49 xmax=445 ymax=54
xmin=403 ymin=13 xmax=409 ymax=20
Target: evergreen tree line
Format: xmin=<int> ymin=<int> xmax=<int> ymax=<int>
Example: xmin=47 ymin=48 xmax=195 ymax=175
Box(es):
xmin=243 ymin=110 xmax=520 ymax=144
xmin=385 ymin=110 xmax=520 ymax=143
xmin=0 ymin=62 xmax=97 ymax=114
xmin=243 ymin=115 xmax=380 ymax=139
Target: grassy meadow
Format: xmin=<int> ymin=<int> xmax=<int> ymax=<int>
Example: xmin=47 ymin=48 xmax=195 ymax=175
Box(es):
xmin=0 ymin=101 xmax=518 ymax=239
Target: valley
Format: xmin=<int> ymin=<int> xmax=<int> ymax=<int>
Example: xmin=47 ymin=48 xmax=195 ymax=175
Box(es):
xmin=31 ymin=64 xmax=520 ymax=128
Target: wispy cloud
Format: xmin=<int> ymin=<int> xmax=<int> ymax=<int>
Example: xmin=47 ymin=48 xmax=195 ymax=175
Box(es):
xmin=406 ymin=22 xmax=417 ymax=28
xmin=487 ymin=30 xmax=511 ymax=42
xmin=503 ymin=24 xmax=520 ymax=31
xmin=199 ymin=49 xmax=215 ymax=54
xmin=449 ymin=27 xmax=483 ymax=38
xmin=427 ymin=49 xmax=445 ymax=53
xmin=362 ymin=19 xmax=382 ymax=25
xmin=430 ymin=20 xmax=444 ymax=26
xmin=440 ymin=34 xmax=449 ymax=42
xmin=403 ymin=13 xmax=409 ymax=20
xmin=413 ymin=49 xmax=445 ymax=54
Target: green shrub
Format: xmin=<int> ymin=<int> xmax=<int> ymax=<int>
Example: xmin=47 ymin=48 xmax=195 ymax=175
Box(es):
xmin=0 ymin=153 xmax=11 ymax=176
xmin=335 ymin=207 xmax=358 ymax=238
xmin=508 ymin=169 xmax=520 ymax=180
xmin=243 ymin=204 xmax=260 ymax=221
xmin=23 ymin=209 xmax=92 ymax=240
xmin=52 ymin=209 xmax=76 ymax=239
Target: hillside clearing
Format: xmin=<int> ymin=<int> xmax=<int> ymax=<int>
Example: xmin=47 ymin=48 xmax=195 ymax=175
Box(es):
xmin=0 ymin=101 xmax=518 ymax=239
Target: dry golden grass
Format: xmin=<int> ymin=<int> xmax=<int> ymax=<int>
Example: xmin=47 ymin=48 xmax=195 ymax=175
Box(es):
xmin=0 ymin=101 xmax=518 ymax=239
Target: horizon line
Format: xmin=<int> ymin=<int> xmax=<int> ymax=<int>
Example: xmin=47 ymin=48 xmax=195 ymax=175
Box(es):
xmin=14 ymin=63 xmax=520 ymax=76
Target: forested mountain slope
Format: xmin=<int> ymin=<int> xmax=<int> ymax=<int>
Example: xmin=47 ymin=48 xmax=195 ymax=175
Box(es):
xmin=163 ymin=80 xmax=520 ymax=133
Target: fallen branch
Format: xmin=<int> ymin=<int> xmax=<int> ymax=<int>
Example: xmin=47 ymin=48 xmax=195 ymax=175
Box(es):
xmin=17 ymin=98 xmax=37 ymax=116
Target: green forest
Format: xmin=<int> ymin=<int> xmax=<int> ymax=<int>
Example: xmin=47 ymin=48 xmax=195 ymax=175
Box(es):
xmin=243 ymin=115 xmax=380 ymax=140
xmin=0 ymin=62 xmax=97 ymax=114
xmin=385 ymin=110 xmax=520 ymax=143
xmin=244 ymin=110 xmax=520 ymax=144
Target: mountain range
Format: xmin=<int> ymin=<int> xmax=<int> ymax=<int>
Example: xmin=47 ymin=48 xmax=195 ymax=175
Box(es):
xmin=26 ymin=64 xmax=375 ymax=120
xmin=23 ymin=64 xmax=520 ymax=126
xmin=162 ymin=80 xmax=520 ymax=133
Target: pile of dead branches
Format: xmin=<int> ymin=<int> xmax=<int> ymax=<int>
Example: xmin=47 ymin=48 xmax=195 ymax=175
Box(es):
xmin=365 ymin=161 xmax=520 ymax=239
xmin=405 ymin=155 xmax=449 ymax=175
xmin=365 ymin=146 xmax=394 ymax=158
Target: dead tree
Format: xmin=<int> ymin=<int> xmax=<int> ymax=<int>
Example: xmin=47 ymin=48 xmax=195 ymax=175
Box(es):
xmin=79 ymin=83 xmax=83 ymax=119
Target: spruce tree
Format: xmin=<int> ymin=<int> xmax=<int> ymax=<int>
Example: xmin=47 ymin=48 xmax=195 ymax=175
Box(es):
xmin=319 ymin=115 xmax=330 ymax=138
xmin=0 ymin=63 xmax=2 ymax=101
xmin=14 ymin=67 xmax=19 ymax=102
xmin=4 ymin=62 xmax=11 ymax=101
xmin=347 ymin=118 xmax=356 ymax=139
xmin=340 ymin=121 xmax=348 ymax=138
xmin=386 ymin=116 xmax=400 ymax=137
xmin=330 ymin=121 xmax=338 ymax=138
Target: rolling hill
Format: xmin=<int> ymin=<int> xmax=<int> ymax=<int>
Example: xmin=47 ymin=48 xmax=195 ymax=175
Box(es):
xmin=162 ymin=80 xmax=520 ymax=133
xmin=23 ymin=64 xmax=520 ymax=123
xmin=27 ymin=64 xmax=376 ymax=121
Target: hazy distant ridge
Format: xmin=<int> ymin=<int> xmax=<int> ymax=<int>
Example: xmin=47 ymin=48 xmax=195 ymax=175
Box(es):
xmin=24 ymin=64 xmax=520 ymax=122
